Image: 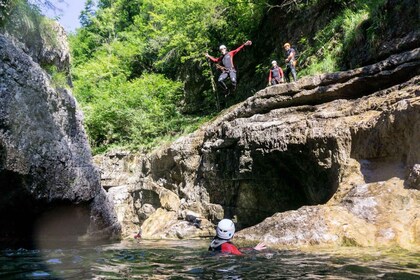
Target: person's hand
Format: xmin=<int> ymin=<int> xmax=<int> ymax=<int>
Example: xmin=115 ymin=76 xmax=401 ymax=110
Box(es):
xmin=253 ymin=242 xmax=266 ymax=251
xmin=245 ymin=40 xmax=252 ymax=46
xmin=205 ymin=52 xmax=210 ymax=58
xmin=285 ymin=59 xmax=288 ymax=63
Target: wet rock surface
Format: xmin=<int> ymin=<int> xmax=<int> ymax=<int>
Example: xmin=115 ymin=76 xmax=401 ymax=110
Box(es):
xmin=0 ymin=34 xmax=120 ymax=246
xmin=237 ymin=177 xmax=419 ymax=250
xmin=99 ymin=47 xmax=419 ymax=249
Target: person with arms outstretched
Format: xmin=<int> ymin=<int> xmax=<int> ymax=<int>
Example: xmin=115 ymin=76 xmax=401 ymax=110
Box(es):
xmin=205 ymin=40 xmax=252 ymax=94
xmin=209 ymin=219 xmax=266 ymax=255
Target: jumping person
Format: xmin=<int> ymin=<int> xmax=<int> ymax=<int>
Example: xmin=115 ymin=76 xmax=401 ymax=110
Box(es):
xmin=283 ymin=43 xmax=297 ymax=82
xmin=208 ymin=219 xmax=266 ymax=255
xmin=205 ymin=40 xmax=252 ymax=94
xmin=268 ymin=60 xmax=284 ymax=86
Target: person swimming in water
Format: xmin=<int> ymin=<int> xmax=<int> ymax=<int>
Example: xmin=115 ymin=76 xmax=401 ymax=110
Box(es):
xmin=208 ymin=219 xmax=266 ymax=255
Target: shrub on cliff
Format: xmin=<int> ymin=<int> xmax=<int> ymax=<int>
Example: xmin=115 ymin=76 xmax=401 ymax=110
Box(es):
xmin=71 ymin=0 xmax=419 ymax=153
xmin=70 ymin=0 xmax=266 ymax=153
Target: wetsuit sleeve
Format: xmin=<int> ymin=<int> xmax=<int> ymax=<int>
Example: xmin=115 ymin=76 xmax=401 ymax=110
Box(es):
xmin=221 ymin=243 xmax=243 ymax=255
xmin=229 ymin=44 xmax=246 ymax=57
xmin=268 ymin=69 xmax=272 ymax=81
xmin=207 ymin=55 xmax=222 ymax=63
xmin=278 ymin=67 xmax=284 ymax=77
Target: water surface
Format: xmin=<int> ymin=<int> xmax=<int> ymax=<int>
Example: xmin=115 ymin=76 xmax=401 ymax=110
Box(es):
xmin=1 ymin=240 xmax=419 ymax=279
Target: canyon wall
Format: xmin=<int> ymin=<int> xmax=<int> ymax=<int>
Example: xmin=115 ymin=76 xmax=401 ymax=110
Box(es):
xmin=101 ymin=47 xmax=419 ymax=249
xmin=0 ymin=30 xmax=120 ymax=247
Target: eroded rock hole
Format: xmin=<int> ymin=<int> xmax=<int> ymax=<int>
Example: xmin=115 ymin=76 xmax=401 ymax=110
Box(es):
xmin=350 ymin=104 xmax=419 ymax=184
xmin=206 ymin=142 xmax=340 ymax=230
xmin=0 ymin=170 xmax=91 ymax=248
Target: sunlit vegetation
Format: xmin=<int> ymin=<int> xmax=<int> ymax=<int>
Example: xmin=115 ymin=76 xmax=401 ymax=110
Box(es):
xmin=3 ymin=0 xmax=410 ymax=154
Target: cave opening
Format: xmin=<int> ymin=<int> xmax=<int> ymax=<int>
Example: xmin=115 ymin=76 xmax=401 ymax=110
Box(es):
xmin=207 ymin=142 xmax=340 ymax=230
xmin=0 ymin=170 xmax=91 ymax=249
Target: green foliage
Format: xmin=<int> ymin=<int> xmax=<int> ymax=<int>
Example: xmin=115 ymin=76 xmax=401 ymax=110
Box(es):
xmin=1 ymin=0 xmax=69 ymax=80
xmin=44 ymin=64 xmax=69 ymax=89
xmin=77 ymin=73 xmax=204 ymax=153
xmin=1 ymin=0 xmax=42 ymax=38
xmin=0 ymin=0 xmax=14 ymax=26
xmin=298 ymin=0 xmax=388 ymax=76
xmin=70 ymin=0 xmax=409 ymax=153
xmin=79 ymin=0 xmax=95 ymax=27
xmin=70 ymin=0 xmax=267 ymax=153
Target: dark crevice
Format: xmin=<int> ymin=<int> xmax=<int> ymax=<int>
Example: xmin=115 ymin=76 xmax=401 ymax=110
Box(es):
xmin=0 ymin=170 xmax=91 ymax=249
xmin=205 ymin=141 xmax=340 ymax=230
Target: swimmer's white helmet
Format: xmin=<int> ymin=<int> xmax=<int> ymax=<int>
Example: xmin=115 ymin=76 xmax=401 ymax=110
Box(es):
xmin=216 ymin=219 xmax=235 ymax=239
xmin=272 ymin=60 xmax=277 ymax=65
xmin=219 ymin=45 xmax=227 ymax=50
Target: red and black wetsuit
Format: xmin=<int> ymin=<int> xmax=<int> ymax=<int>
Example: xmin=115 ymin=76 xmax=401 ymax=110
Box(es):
xmin=208 ymin=237 xmax=242 ymax=255
xmin=268 ymin=65 xmax=284 ymax=85
xmin=207 ymin=44 xmax=246 ymax=91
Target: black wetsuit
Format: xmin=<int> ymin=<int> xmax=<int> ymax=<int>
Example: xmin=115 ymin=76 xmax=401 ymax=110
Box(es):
xmin=285 ymin=47 xmax=297 ymax=82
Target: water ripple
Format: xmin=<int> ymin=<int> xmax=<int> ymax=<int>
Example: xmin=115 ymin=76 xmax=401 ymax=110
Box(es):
xmin=0 ymin=240 xmax=419 ymax=279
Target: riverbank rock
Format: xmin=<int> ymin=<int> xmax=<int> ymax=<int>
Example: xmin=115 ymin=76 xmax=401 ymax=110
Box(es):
xmin=98 ymin=47 xmax=419 ymax=250
xmin=0 ymin=33 xmax=120 ymax=247
xmin=236 ymin=177 xmax=419 ymax=250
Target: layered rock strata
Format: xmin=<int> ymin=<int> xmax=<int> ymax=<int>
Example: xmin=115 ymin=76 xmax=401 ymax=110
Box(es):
xmin=103 ymin=48 xmax=419 ymax=249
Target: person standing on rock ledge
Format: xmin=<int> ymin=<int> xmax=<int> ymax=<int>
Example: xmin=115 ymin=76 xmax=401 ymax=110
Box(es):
xmin=283 ymin=43 xmax=297 ymax=82
xmin=208 ymin=219 xmax=266 ymax=255
xmin=268 ymin=60 xmax=284 ymax=86
xmin=205 ymin=40 xmax=252 ymax=95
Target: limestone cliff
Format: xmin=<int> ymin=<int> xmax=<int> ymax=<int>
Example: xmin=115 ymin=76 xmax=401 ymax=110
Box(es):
xmin=101 ymin=46 xmax=419 ymax=249
xmin=0 ymin=33 xmax=120 ymax=247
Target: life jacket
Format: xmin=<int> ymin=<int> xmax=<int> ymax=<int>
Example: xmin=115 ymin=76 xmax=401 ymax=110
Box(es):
xmin=270 ymin=66 xmax=283 ymax=79
xmin=286 ymin=48 xmax=297 ymax=61
xmin=208 ymin=237 xmax=242 ymax=255
xmin=221 ymin=52 xmax=234 ymax=70
xmin=208 ymin=44 xmax=246 ymax=71
xmin=287 ymin=47 xmax=299 ymax=67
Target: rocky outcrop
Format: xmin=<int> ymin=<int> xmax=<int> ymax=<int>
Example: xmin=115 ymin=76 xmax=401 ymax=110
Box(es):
xmin=0 ymin=33 xmax=120 ymax=246
xmin=100 ymin=47 xmax=419 ymax=249
xmin=237 ymin=177 xmax=419 ymax=249
xmin=1 ymin=4 xmax=71 ymax=76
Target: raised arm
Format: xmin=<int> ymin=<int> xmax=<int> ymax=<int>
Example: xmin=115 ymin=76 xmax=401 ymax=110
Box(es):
xmin=205 ymin=52 xmax=221 ymax=63
xmin=230 ymin=40 xmax=252 ymax=56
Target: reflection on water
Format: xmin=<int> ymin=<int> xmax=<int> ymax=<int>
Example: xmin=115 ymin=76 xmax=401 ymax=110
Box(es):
xmin=1 ymin=240 xmax=419 ymax=279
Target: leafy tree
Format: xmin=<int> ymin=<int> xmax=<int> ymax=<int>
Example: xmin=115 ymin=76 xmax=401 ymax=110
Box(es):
xmin=70 ymin=0 xmax=268 ymax=153
xmin=79 ymin=0 xmax=96 ymax=27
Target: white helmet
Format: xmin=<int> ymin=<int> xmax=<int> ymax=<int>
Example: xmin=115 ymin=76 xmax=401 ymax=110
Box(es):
xmin=219 ymin=45 xmax=227 ymax=50
xmin=216 ymin=219 xmax=235 ymax=240
xmin=271 ymin=60 xmax=277 ymax=65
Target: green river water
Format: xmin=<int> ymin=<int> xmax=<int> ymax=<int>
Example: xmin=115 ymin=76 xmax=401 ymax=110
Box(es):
xmin=1 ymin=240 xmax=419 ymax=279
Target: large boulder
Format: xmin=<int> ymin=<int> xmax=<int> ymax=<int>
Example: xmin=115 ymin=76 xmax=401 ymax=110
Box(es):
xmin=0 ymin=34 xmax=120 ymax=246
xmin=236 ymin=177 xmax=419 ymax=250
